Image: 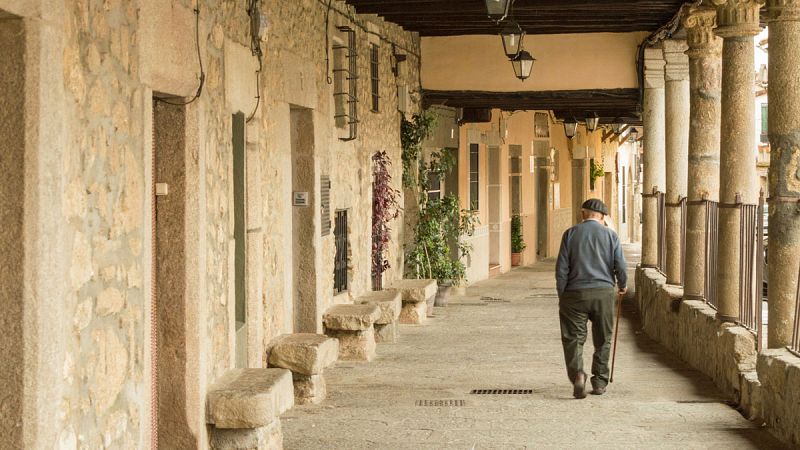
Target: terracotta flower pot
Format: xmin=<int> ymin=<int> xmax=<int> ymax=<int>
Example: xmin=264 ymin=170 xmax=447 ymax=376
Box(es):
xmin=511 ymin=252 xmax=522 ymax=267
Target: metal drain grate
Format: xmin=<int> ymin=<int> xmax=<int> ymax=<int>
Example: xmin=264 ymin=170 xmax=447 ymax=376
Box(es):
xmin=415 ymin=400 xmax=465 ymax=407
xmin=480 ymin=296 xmax=510 ymax=303
xmin=470 ymin=389 xmax=533 ymax=395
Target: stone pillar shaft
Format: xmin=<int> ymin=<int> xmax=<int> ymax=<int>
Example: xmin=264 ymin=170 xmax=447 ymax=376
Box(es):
xmin=663 ymin=40 xmax=690 ymax=284
xmin=642 ymin=48 xmax=666 ymax=268
xmin=683 ymin=6 xmax=722 ymax=299
xmin=713 ymin=0 xmax=763 ymax=321
xmin=767 ymin=0 xmax=800 ymax=348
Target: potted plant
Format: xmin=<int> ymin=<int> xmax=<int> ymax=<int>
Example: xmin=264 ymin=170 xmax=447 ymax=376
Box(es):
xmin=407 ymin=152 xmax=477 ymax=310
xmin=511 ymin=214 xmax=526 ymax=267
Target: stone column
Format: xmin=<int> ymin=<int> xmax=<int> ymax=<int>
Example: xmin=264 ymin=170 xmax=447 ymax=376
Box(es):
xmin=767 ymin=0 xmax=800 ymax=348
xmin=712 ymin=0 xmax=763 ymax=322
xmin=683 ymin=6 xmax=722 ymax=300
xmin=663 ymin=40 xmax=690 ymax=284
xmin=641 ymin=48 xmax=667 ymax=268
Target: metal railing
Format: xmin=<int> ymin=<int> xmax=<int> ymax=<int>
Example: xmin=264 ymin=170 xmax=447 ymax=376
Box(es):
xmin=699 ymin=200 xmax=720 ymax=309
xmin=665 ymin=196 xmax=688 ymax=285
xmin=790 ymin=262 xmax=800 ymax=357
xmin=736 ymin=194 xmax=764 ymax=351
xmin=656 ymin=191 xmax=667 ymax=273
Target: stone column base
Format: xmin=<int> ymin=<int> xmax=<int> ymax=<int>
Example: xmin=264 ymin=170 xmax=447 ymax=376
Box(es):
xmin=292 ymin=373 xmax=326 ymax=405
xmin=399 ymin=301 xmax=427 ymax=324
xmin=326 ymin=326 xmax=377 ymax=361
xmin=374 ymin=321 xmax=398 ymax=343
xmin=210 ymin=419 xmax=282 ymax=450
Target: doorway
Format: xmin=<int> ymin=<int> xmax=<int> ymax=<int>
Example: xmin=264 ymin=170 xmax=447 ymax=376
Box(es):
xmin=0 ymin=13 xmax=25 ymax=448
xmin=535 ymin=157 xmax=550 ymax=258
xmin=488 ymin=145 xmax=502 ymax=269
xmin=290 ymin=107 xmax=318 ymax=333
xmin=232 ymin=112 xmax=247 ymax=368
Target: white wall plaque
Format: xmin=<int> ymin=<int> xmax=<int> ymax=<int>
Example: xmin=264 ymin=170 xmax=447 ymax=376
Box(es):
xmin=293 ymin=192 xmax=309 ymax=206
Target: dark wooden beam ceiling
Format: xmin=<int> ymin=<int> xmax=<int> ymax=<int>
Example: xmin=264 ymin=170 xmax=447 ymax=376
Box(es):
xmin=344 ymin=0 xmax=688 ymax=36
xmin=423 ymin=89 xmax=643 ymax=124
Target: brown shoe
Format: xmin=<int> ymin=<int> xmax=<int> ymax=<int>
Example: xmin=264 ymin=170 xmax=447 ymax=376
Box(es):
xmin=590 ymin=386 xmax=606 ymax=395
xmin=573 ymin=372 xmax=587 ymax=399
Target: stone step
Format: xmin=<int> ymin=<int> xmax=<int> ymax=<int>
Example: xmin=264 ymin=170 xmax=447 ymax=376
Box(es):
xmin=268 ymin=333 xmax=339 ymax=376
xmin=206 ymin=368 xmax=294 ymax=429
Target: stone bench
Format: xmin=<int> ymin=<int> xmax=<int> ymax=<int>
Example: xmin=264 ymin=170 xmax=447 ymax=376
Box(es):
xmin=323 ymin=304 xmax=381 ymax=361
xmin=356 ymin=289 xmax=402 ymax=343
xmin=389 ymin=279 xmax=438 ymax=324
xmin=206 ymin=368 xmax=294 ymax=450
xmin=267 ymin=333 xmax=339 ymax=405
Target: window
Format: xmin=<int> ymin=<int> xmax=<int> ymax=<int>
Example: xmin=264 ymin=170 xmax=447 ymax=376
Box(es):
xmin=427 ymin=171 xmax=441 ymax=202
xmin=760 ymin=103 xmax=768 ymax=143
xmin=334 ymin=210 xmax=349 ymax=294
xmin=370 ymin=43 xmax=379 ymax=113
xmin=622 ymin=170 xmax=627 ymax=224
xmin=509 ymin=146 xmax=522 ymax=215
xmin=333 ymin=26 xmax=358 ymax=140
xmin=232 ymin=112 xmax=247 ymax=368
xmin=469 ymin=143 xmax=479 ymax=210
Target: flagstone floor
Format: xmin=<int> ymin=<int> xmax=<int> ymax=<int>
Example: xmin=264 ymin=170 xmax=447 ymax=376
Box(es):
xmin=282 ymin=245 xmax=788 ymax=449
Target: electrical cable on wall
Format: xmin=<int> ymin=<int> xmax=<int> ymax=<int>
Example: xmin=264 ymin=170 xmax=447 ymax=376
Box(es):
xmin=324 ymin=0 xmax=333 ymax=85
xmin=156 ymin=1 xmax=205 ymax=106
xmin=246 ymin=0 xmax=265 ymax=122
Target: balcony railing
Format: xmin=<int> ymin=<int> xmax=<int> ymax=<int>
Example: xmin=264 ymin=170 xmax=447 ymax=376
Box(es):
xmin=735 ymin=193 xmax=764 ymax=352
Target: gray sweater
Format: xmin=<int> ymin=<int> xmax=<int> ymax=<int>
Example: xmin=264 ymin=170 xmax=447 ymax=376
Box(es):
xmin=555 ymin=219 xmax=628 ymax=296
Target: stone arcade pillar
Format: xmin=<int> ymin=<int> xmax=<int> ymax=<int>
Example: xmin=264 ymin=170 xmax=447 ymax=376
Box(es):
xmin=683 ymin=6 xmax=723 ymax=300
xmin=642 ymin=48 xmax=667 ymax=268
xmin=663 ymin=40 xmax=690 ymax=284
xmin=766 ymin=0 xmax=800 ymax=348
xmin=712 ymin=0 xmax=763 ymax=321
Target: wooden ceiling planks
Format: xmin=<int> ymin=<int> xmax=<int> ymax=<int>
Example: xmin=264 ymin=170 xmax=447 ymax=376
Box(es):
xmin=344 ymin=0 xmax=687 ymax=36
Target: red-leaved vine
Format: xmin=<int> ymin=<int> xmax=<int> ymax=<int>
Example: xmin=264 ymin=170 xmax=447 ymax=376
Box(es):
xmin=372 ymin=151 xmax=401 ymax=290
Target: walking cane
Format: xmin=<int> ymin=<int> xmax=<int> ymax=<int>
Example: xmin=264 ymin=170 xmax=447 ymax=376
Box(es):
xmin=610 ymin=291 xmax=623 ymax=383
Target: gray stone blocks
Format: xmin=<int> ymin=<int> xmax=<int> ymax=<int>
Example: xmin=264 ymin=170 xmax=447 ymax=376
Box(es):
xmin=357 ymin=289 xmax=402 ymax=343
xmin=268 ymin=333 xmax=338 ymax=405
xmin=323 ymin=304 xmax=382 ymax=361
xmin=389 ymin=279 xmax=438 ymax=324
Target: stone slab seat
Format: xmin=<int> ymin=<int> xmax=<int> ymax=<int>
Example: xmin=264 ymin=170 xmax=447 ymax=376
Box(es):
xmin=389 ymin=279 xmax=438 ymax=324
xmin=323 ymin=304 xmax=381 ymax=361
xmin=267 ymin=333 xmax=339 ymax=405
xmin=206 ymin=368 xmax=294 ymax=450
xmin=356 ymin=289 xmax=402 ymax=343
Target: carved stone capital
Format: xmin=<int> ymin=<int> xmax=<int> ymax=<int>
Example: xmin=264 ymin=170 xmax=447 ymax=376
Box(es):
xmin=712 ymin=0 xmax=766 ymax=38
xmin=644 ymin=47 xmax=666 ymax=89
xmin=683 ymin=6 xmax=723 ymax=58
xmin=768 ymin=0 xmax=800 ymax=22
xmin=663 ymin=40 xmax=690 ymax=81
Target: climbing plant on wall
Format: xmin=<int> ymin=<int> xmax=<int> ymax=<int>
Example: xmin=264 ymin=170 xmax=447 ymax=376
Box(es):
xmin=371 ymin=151 xmax=401 ymax=289
xmin=400 ymin=111 xmax=436 ymax=188
xmin=589 ymin=157 xmax=605 ymax=191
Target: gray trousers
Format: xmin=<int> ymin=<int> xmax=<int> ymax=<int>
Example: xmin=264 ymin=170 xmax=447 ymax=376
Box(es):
xmin=558 ymin=287 xmax=616 ymax=389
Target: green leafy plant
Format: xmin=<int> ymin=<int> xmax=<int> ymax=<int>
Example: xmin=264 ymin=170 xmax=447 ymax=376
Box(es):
xmin=401 ymin=111 xmax=436 ymax=188
xmin=511 ymin=214 xmax=526 ymax=253
xmin=407 ymin=151 xmax=478 ymax=286
xmin=589 ymin=158 xmax=605 ymax=190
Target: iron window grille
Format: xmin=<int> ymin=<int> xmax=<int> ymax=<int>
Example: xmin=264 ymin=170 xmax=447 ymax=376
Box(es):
xmin=333 ymin=26 xmax=358 ymax=141
xmin=334 ymin=209 xmax=349 ymax=294
xmin=370 ymin=43 xmax=380 ymax=113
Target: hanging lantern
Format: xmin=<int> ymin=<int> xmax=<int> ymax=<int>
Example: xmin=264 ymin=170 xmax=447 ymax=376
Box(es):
xmin=611 ymin=117 xmax=625 ymax=135
xmin=511 ymin=49 xmax=535 ymax=81
xmin=500 ymin=21 xmax=525 ymax=59
xmin=628 ymin=127 xmax=639 ymax=142
xmin=563 ymin=117 xmax=578 ymax=139
xmin=584 ymin=112 xmax=600 ymax=133
xmin=485 ymin=0 xmax=512 ymax=22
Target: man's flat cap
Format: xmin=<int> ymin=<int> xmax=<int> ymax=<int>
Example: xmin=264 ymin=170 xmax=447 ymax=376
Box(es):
xmin=581 ymin=198 xmax=608 ymax=215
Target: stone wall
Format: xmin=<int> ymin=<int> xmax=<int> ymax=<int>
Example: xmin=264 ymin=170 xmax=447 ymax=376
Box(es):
xmin=0 ymin=0 xmax=420 ymax=448
xmin=636 ymin=267 xmax=800 ymax=447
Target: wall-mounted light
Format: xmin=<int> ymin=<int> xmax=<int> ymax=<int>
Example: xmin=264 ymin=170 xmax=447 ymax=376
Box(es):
xmin=611 ymin=117 xmax=625 ymax=135
xmin=392 ymin=46 xmax=407 ymax=77
xmin=628 ymin=127 xmax=639 ymax=142
xmin=511 ymin=49 xmax=535 ymax=81
xmin=485 ymin=0 xmax=513 ymax=23
xmin=584 ymin=112 xmax=600 ymax=133
xmin=563 ymin=117 xmax=578 ymax=139
xmin=500 ymin=21 xmax=525 ymax=59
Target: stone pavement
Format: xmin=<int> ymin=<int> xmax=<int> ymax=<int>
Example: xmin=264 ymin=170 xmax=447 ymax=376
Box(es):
xmin=282 ymin=246 xmax=788 ymax=449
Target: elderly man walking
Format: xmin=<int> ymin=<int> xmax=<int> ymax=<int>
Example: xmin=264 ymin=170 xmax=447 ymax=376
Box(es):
xmin=556 ymin=199 xmax=628 ymax=399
